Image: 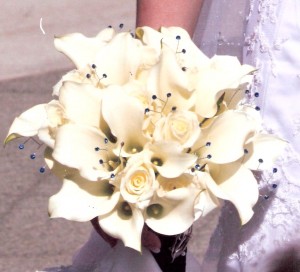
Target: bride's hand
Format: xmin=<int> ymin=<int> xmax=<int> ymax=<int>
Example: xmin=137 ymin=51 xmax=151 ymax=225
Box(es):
xmin=91 ymin=218 xmax=161 ymax=253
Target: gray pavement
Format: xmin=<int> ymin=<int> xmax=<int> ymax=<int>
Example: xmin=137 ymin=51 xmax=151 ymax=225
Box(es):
xmin=0 ymin=1 xmax=219 ymax=271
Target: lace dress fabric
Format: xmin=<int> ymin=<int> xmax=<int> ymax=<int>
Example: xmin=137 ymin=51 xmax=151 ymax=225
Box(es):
xmin=195 ymin=0 xmax=300 ymax=271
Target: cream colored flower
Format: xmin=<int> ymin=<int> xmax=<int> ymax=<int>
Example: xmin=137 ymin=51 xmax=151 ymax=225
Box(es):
xmin=194 ymin=56 xmax=255 ymax=118
xmin=55 ymin=28 xmax=158 ymax=87
xmin=153 ymin=110 xmax=200 ymax=148
xmin=203 ymin=162 xmax=259 ymax=224
xmin=118 ymin=154 xmax=158 ymax=205
xmin=145 ymin=174 xmax=201 ymax=235
xmin=193 ymin=110 xmax=258 ymax=165
xmin=242 ymin=133 xmax=287 ymax=170
xmin=5 ymin=26 xmax=286 ymax=253
xmin=45 ymin=149 xmax=120 ymax=221
xmin=98 ymin=199 xmax=144 ymax=252
xmin=101 ymin=85 xmax=150 ymax=157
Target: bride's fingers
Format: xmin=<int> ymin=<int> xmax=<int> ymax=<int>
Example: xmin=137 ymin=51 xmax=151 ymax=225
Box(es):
xmin=142 ymin=225 xmax=161 ymax=253
xmin=91 ymin=218 xmax=161 ymax=252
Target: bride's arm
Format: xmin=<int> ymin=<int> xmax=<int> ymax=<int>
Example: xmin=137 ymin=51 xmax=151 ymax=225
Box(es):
xmin=136 ymin=0 xmax=203 ymax=36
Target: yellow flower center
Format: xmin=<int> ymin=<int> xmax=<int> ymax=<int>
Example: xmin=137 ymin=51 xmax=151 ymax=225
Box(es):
xmin=127 ymin=170 xmax=147 ymax=195
xmin=170 ymin=118 xmax=189 ymax=136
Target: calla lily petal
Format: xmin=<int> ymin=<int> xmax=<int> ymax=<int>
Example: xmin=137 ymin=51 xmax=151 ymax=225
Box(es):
xmin=102 ymin=86 xmax=148 ymax=156
xmin=5 ymin=104 xmax=48 ymax=144
xmin=194 ymin=188 xmax=220 ymax=220
xmin=93 ymin=32 xmax=155 ymax=86
xmin=195 ymin=56 xmax=255 ymax=118
xmin=194 ymin=110 xmax=257 ymax=164
xmin=149 ymin=142 xmax=197 ymax=178
xmin=52 ymin=123 xmax=116 ymax=181
xmin=145 ymin=186 xmax=199 ymax=235
xmin=205 ymin=162 xmax=259 ymax=224
xmin=54 ymin=28 xmax=115 ymax=69
xmin=49 ymin=174 xmax=120 ymax=221
xmin=243 ymin=134 xmax=288 ymax=170
xmin=59 ymin=81 xmax=102 ymax=127
xmin=99 ymin=202 xmax=144 ymax=252
xmin=44 ymin=147 xmax=76 ymax=178
xmin=193 ymin=172 xmax=220 ymax=220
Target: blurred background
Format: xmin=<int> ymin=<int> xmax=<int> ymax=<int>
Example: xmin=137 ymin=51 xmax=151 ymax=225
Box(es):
xmin=0 ymin=1 xmax=219 ymax=271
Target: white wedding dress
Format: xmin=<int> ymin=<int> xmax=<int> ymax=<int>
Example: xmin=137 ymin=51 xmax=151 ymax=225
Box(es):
xmin=41 ymin=0 xmax=300 ymax=271
xmin=195 ymin=0 xmax=300 ymax=271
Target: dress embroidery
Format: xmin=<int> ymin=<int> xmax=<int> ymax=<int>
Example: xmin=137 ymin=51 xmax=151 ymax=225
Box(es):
xmin=199 ymin=0 xmax=300 ymax=271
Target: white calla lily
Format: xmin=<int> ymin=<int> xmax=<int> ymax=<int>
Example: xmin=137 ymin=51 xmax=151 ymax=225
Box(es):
xmin=145 ymin=185 xmax=200 ymax=235
xmin=101 ymin=85 xmax=149 ymax=156
xmin=193 ymin=172 xmax=220 ymax=220
xmin=194 ymin=110 xmax=258 ymax=164
xmin=54 ymin=27 xmax=115 ymax=69
xmin=195 ymin=56 xmax=255 ymax=118
xmin=98 ymin=201 xmax=144 ymax=252
xmin=58 ymin=81 xmax=102 ymax=127
xmin=204 ymin=162 xmax=259 ymax=224
xmin=243 ymin=134 xmax=287 ymax=170
xmin=49 ymin=175 xmax=120 ymax=222
xmin=143 ymin=46 xmax=196 ymax=113
xmin=52 ymin=123 xmax=116 ymax=181
xmin=5 ymin=104 xmax=48 ymax=144
xmin=148 ymin=142 xmax=197 ymax=178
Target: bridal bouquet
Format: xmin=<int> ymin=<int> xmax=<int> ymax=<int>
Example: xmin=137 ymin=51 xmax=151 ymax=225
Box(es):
xmin=5 ymin=26 xmax=285 ymax=254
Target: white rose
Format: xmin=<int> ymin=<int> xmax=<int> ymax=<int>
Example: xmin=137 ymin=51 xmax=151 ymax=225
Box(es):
xmin=153 ymin=110 xmax=200 ymax=148
xmin=120 ymin=156 xmax=157 ymax=204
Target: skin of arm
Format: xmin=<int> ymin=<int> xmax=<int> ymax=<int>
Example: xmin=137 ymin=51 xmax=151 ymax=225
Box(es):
xmin=136 ymin=0 xmax=203 ymax=37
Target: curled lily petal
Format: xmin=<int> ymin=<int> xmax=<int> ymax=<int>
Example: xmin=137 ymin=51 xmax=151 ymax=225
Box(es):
xmin=145 ymin=186 xmax=199 ymax=235
xmin=48 ymin=174 xmax=120 ymax=221
xmin=205 ymin=162 xmax=259 ymax=224
xmin=195 ymin=56 xmax=255 ymax=118
xmin=193 ymin=172 xmax=220 ymax=220
xmin=52 ymin=123 xmax=116 ymax=181
xmin=98 ymin=202 xmax=144 ymax=252
xmin=149 ymin=142 xmax=197 ymax=178
xmin=194 ymin=110 xmax=257 ymax=164
xmin=59 ymin=81 xmax=102 ymax=127
xmin=93 ymin=32 xmax=157 ymax=86
xmin=243 ymin=134 xmax=287 ymax=170
xmin=102 ymin=86 xmax=149 ymax=156
xmin=54 ymin=28 xmax=115 ymax=69
xmin=194 ymin=188 xmax=220 ymax=220
xmin=5 ymin=104 xmax=48 ymax=144
xmin=146 ymin=46 xmax=196 ymax=112
xmin=44 ymin=147 xmax=76 ymax=179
